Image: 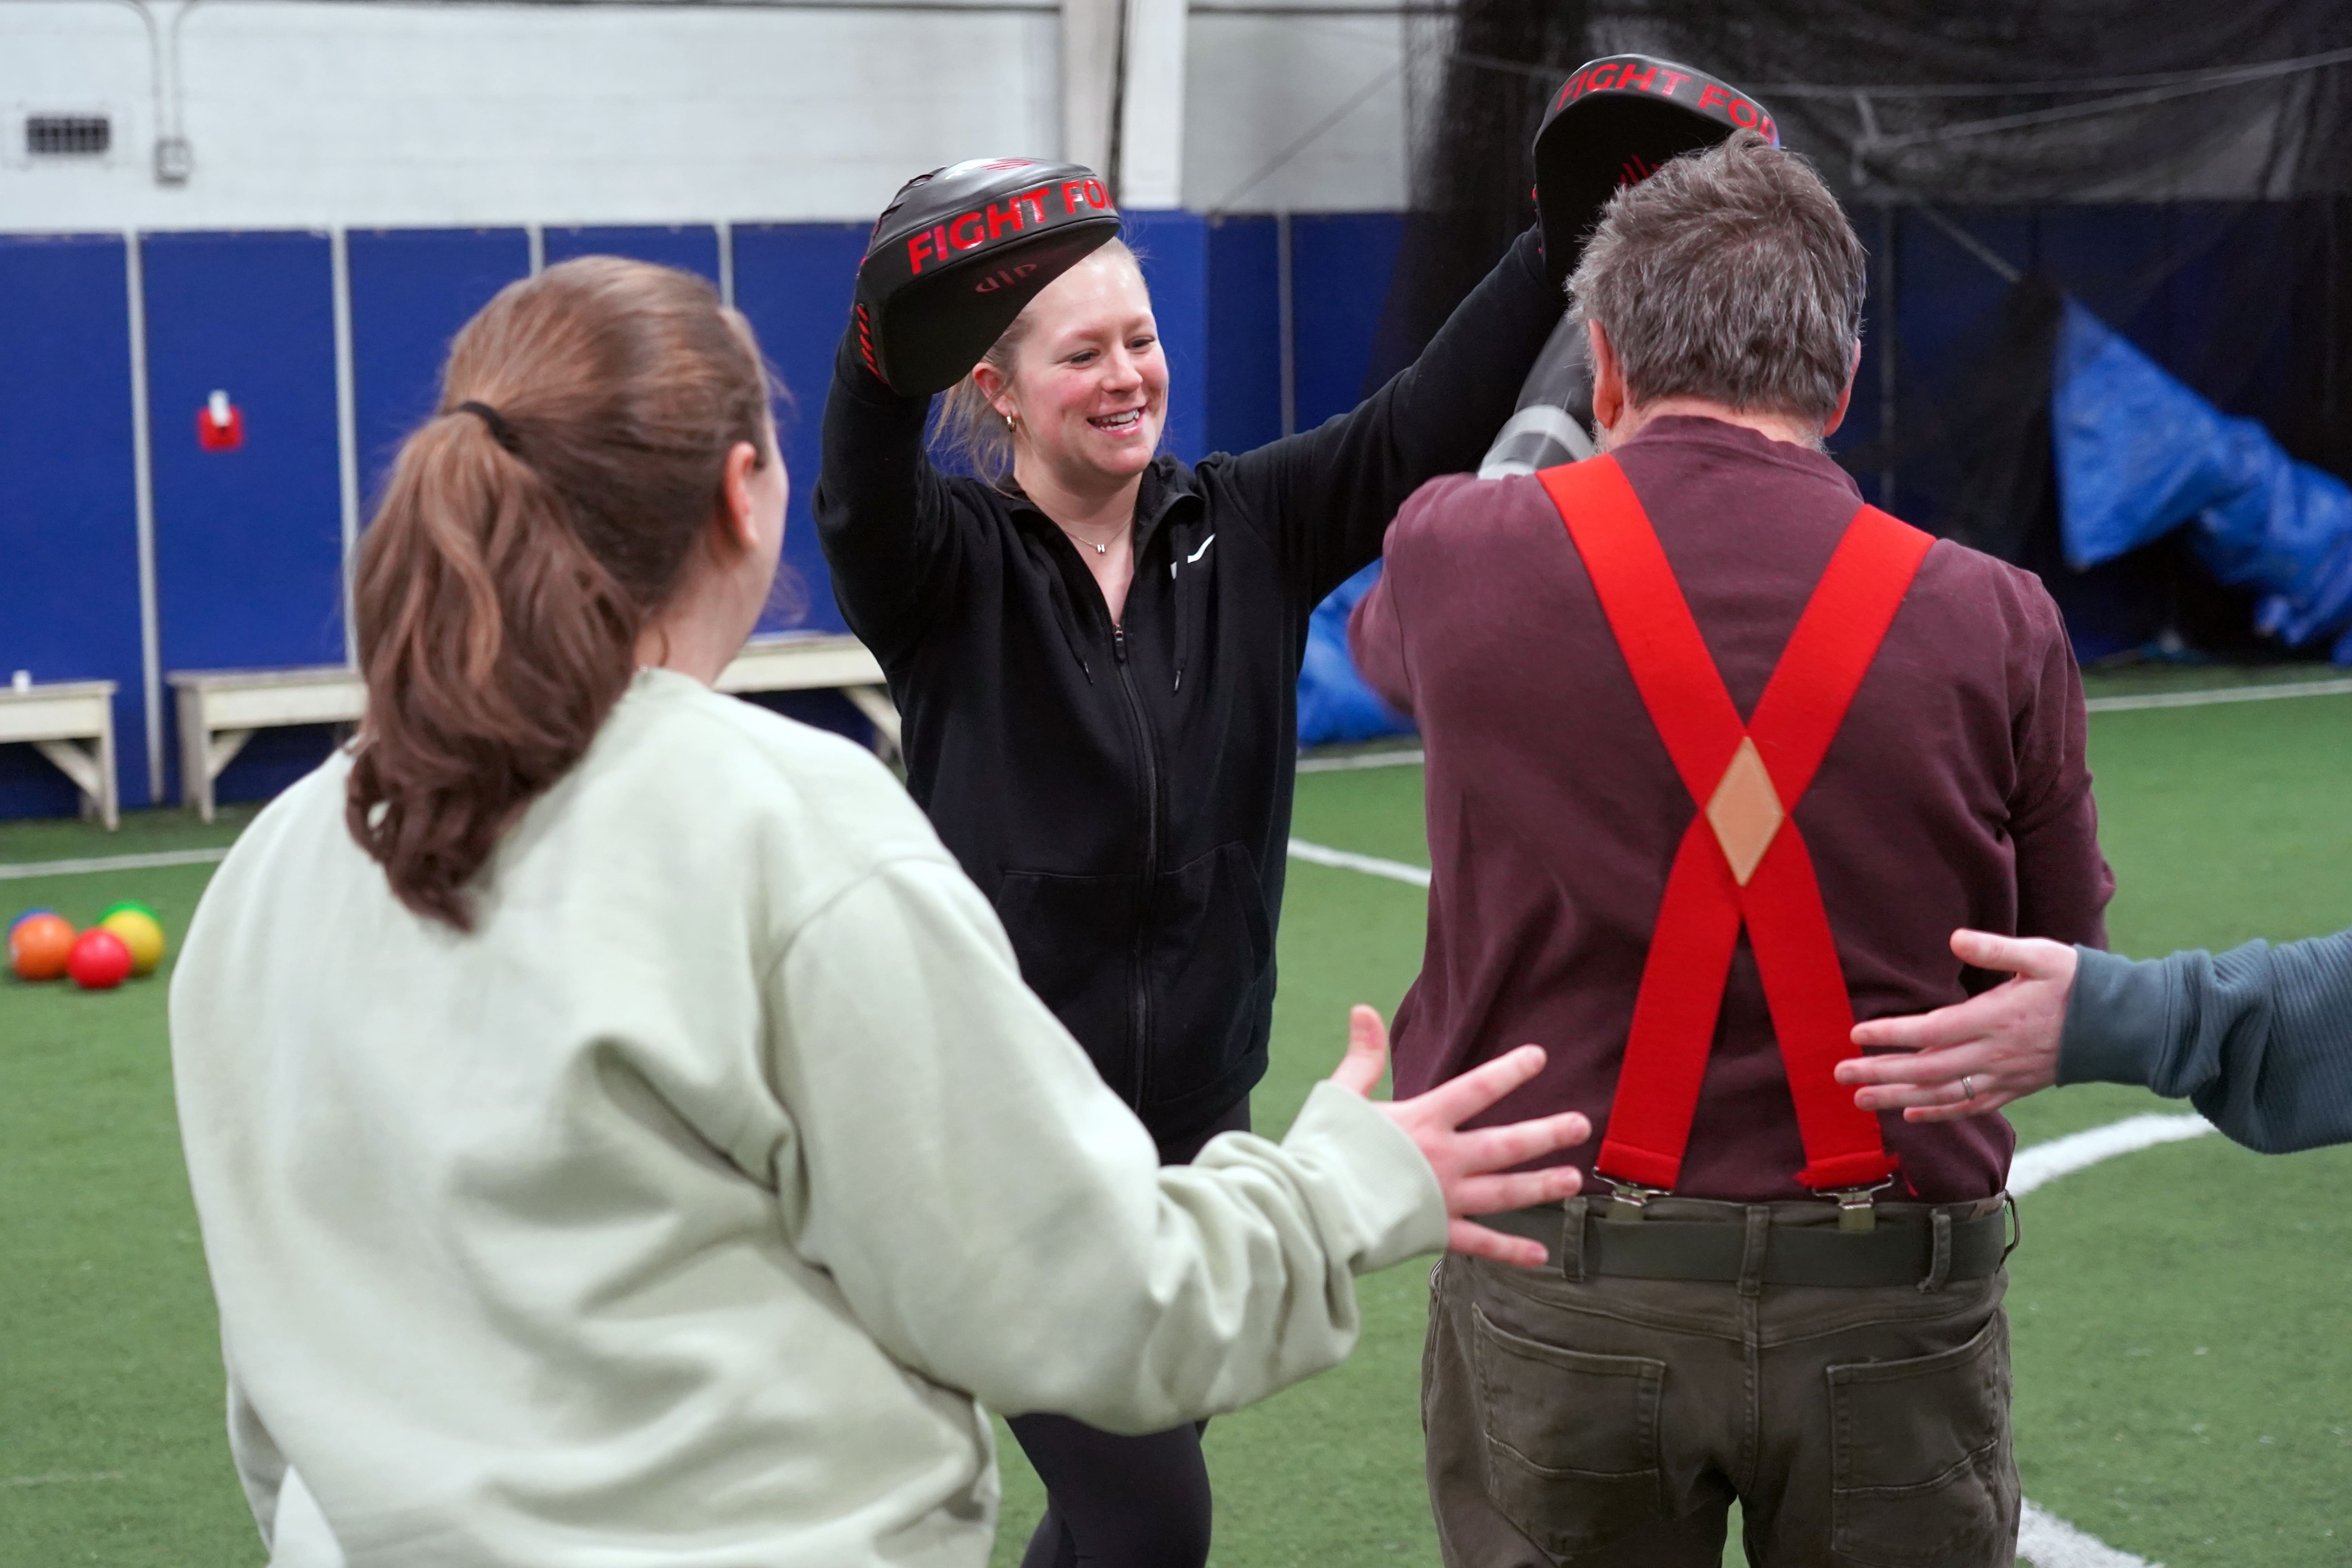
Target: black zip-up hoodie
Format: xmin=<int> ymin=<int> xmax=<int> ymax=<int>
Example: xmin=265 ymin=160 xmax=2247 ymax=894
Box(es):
xmin=813 ymin=229 xmax=1561 ymax=1136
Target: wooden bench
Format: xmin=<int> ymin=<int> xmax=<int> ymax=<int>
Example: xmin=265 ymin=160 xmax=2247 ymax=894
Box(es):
xmin=0 ymin=679 xmax=121 ymax=829
xmin=169 ymin=633 xmax=896 ymax=824
xmin=169 ymin=666 xmax=367 ymax=825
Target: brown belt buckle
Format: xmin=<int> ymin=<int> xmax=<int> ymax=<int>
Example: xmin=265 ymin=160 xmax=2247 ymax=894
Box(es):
xmin=1602 ymin=1179 xmax=1668 ymax=1224
xmin=1830 ymin=1180 xmax=1895 ymax=1233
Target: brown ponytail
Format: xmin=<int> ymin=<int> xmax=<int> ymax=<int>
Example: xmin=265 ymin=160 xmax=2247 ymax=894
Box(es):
xmin=347 ymin=256 xmax=773 ymax=930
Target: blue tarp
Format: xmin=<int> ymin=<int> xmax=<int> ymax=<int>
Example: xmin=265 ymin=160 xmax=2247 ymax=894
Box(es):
xmin=2053 ymin=300 xmax=2352 ymax=659
xmin=1296 ymin=559 xmax=1415 ymax=746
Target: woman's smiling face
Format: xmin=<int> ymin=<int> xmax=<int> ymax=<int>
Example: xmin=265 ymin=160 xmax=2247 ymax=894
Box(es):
xmin=988 ymin=250 xmax=1167 ymax=489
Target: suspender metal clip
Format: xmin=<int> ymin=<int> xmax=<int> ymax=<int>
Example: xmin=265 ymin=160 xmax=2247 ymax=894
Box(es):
xmin=1602 ymin=1179 xmax=1669 ymax=1224
xmin=1830 ymin=1181 xmax=1895 ymax=1232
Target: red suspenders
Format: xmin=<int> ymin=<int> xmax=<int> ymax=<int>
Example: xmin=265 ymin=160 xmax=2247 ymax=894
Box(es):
xmin=1535 ymin=456 xmax=1932 ymax=1208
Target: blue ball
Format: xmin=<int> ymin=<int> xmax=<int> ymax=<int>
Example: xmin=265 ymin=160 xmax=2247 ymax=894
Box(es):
xmin=10 ymin=907 xmax=59 ymax=937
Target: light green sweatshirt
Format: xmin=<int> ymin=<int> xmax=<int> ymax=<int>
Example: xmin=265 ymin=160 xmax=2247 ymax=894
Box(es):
xmin=171 ymin=668 xmax=1447 ymax=1568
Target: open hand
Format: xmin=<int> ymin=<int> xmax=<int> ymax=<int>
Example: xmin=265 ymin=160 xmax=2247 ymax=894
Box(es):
xmin=1328 ymin=1005 xmax=1590 ymax=1268
xmin=1836 ymin=929 xmax=2076 ymax=1121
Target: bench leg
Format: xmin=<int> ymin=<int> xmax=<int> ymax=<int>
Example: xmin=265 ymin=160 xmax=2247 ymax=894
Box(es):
xmin=188 ymin=730 xmax=247 ymax=826
xmin=32 ymin=739 xmax=107 ymax=825
xmin=178 ymin=687 xmax=207 ymax=821
xmin=844 ymin=685 xmax=903 ymax=766
xmin=178 ymin=689 xmax=256 ymax=826
xmin=98 ymin=717 xmax=119 ymax=830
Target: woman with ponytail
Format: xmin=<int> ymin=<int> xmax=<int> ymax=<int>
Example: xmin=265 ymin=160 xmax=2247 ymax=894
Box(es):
xmin=168 ymin=256 xmax=1588 ymax=1566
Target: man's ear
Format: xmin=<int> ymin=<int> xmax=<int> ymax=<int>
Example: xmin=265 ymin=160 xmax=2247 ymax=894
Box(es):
xmin=1821 ymin=339 xmax=1863 ymax=440
xmin=1588 ymin=318 xmax=1626 ymax=432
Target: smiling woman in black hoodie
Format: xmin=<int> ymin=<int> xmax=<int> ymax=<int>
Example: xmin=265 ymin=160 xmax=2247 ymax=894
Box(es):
xmin=814 ymin=216 xmax=1561 ymax=1568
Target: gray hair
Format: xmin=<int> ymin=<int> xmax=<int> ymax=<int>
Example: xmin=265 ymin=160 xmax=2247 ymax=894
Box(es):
xmin=933 ymin=238 xmax=1142 ymax=483
xmin=1568 ymin=131 xmax=1866 ymax=427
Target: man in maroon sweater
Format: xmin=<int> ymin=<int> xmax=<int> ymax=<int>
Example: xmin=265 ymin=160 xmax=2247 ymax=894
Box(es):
xmin=1351 ymin=133 xmax=2111 ymax=1567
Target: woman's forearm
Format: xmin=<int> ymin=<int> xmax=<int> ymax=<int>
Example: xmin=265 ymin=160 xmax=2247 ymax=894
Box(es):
xmin=1238 ymin=227 xmax=1566 ymax=603
xmin=811 ymin=334 xmax=957 ymax=655
xmin=769 ymin=858 xmax=1448 ymax=1433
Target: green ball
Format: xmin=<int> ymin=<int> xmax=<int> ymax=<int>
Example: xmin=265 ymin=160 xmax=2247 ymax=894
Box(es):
xmin=95 ymin=900 xmax=158 ymax=926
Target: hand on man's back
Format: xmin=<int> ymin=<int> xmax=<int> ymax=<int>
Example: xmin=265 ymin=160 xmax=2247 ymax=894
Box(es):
xmin=1327 ymin=1006 xmax=1590 ymax=1267
xmin=1839 ymin=929 xmax=2076 ymax=1119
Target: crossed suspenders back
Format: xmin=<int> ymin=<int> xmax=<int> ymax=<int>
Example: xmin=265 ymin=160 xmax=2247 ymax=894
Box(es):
xmin=1534 ymin=456 xmax=1933 ymax=1213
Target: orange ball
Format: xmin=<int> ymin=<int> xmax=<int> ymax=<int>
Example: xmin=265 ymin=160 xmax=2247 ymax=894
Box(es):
xmin=67 ymin=927 xmax=134 ymax=991
xmin=9 ymin=913 xmax=76 ymax=982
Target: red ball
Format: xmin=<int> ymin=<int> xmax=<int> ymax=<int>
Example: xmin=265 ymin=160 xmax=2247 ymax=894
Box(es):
xmin=66 ymin=927 xmax=134 ymax=991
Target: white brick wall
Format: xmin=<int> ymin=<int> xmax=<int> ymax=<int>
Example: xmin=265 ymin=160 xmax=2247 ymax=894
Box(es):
xmin=0 ymin=0 xmax=1410 ymax=231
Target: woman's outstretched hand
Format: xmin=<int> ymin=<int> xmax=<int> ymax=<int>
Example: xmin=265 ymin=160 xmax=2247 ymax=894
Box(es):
xmin=1328 ymin=1005 xmax=1590 ymax=1269
xmin=1835 ymin=929 xmax=2076 ymax=1121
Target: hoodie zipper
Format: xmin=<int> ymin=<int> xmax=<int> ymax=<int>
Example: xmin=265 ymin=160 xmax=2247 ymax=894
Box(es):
xmin=1111 ymin=620 xmax=1161 ymax=1110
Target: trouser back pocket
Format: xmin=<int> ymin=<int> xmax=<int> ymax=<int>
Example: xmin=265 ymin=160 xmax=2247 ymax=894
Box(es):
xmin=1828 ymin=1309 xmax=2016 ymax=1568
xmin=1472 ymin=1303 xmax=1670 ymax=1559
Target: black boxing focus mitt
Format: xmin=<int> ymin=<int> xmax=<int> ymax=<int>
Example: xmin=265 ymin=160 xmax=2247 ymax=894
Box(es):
xmin=1533 ymin=56 xmax=1779 ymax=282
xmin=853 ymin=158 xmax=1122 ymax=397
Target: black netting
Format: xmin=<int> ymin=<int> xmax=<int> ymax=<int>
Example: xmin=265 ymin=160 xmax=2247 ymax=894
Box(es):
xmin=1372 ymin=1 xmax=2352 ymax=659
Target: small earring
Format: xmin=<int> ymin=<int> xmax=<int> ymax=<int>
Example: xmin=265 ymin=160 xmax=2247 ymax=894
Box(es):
xmin=1003 ymin=411 xmax=1017 ymax=432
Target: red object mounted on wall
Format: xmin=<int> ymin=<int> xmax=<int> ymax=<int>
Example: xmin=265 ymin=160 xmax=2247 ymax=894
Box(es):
xmin=197 ymin=389 xmax=243 ymax=452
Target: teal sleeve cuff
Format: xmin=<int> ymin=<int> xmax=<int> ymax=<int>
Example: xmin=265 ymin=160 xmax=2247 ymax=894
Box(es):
xmin=2056 ymin=945 xmax=2173 ymax=1089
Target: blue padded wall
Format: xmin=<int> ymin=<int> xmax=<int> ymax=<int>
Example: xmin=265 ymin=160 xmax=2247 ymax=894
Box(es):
xmin=143 ymin=231 xmax=348 ymax=804
xmin=0 ymin=212 xmax=1423 ymax=820
xmin=1123 ymin=211 xmax=1212 ymax=466
xmin=350 ymin=228 xmax=532 ymax=508
xmin=731 ymin=222 xmax=866 ymax=638
xmin=0 ymin=234 xmax=148 ymax=814
xmin=1290 ymin=213 xmax=1404 ymax=429
xmin=1205 ymin=215 xmax=1282 ymax=457
xmin=544 ymin=225 xmax=721 ymax=284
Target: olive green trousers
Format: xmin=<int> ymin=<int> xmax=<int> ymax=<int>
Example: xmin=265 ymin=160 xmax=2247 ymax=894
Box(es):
xmin=1422 ymin=1198 xmax=2018 ymax=1568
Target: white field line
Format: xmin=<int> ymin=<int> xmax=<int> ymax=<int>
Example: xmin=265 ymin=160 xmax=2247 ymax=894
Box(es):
xmin=2019 ymin=1501 xmax=2161 ymax=1568
xmin=2005 ymin=1116 xmax=2214 ymax=1567
xmin=4 ymin=1470 xmax=125 ymax=1487
xmin=1285 ymin=837 xmax=1430 ymax=887
xmin=1292 ymin=836 xmax=2217 ymax=1568
xmin=0 ymin=846 xmax=230 ymax=882
xmin=1286 ymin=683 xmax=2352 ymax=764
xmin=2083 ymin=676 xmax=2352 ymax=712
xmin=2010 ymin=1112 xmax=2215 ymax=1198
xmin=1296 ymin=747 xmax=1424 ymax=773
xmin=3 ymin=684 xmax=2327 ymax=879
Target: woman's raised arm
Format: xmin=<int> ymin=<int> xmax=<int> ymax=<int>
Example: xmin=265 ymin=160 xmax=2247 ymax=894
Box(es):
xmin=1222 ymin=227 xmax=1565 ymax=606
xmin=811 ymin=335 xmax=971 ymax=662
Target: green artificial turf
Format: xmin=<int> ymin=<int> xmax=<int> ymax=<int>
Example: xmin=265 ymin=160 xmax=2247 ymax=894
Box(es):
xmin=2087 ymin=695 xmax=2352 ymax=955
xmin=1 ymin=858 xmax=258 ymax=1565
xmin=2008 ymin=1134 xmax=2352 ymax=1568
xmin=8 ymin=675 xmax=2352 ymax=1566
xmin=0 ymin=802 xmax=258 ymax=869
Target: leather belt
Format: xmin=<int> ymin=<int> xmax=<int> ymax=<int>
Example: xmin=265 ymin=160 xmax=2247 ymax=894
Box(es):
xmin=1483 ymin=1201 xmax=2011 ymax=1290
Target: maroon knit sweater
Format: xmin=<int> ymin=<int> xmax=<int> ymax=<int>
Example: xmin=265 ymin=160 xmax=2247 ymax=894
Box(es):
xmin=1350 ymin=416 xmax=2113 ymax=1201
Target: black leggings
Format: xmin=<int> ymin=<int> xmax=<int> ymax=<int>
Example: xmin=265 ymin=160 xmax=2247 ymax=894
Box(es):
xmin=1009 ymin=1097 xmax=1251 ymax=1568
